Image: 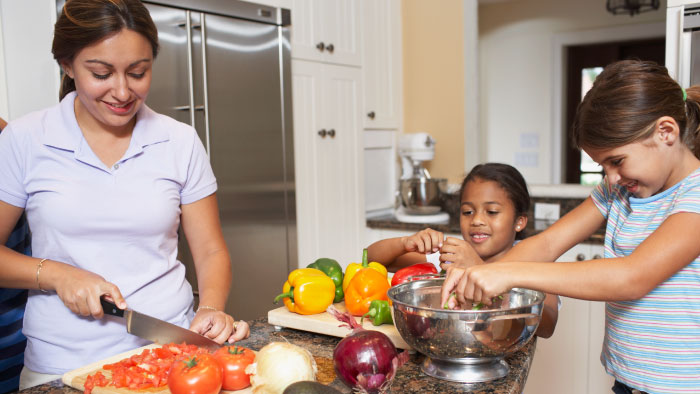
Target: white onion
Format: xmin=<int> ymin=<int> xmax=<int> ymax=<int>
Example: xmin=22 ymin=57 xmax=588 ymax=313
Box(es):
xmin=245 ymin=341 xmax=317 ymax=394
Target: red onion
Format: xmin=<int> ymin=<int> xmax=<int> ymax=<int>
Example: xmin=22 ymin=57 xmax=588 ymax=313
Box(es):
xmin=327 ymin=306 xmax=409 ymax=394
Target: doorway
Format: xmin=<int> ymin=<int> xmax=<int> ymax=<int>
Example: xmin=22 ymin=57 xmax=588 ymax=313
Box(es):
xmin=564 ymin=38 xmax=665 ymax=184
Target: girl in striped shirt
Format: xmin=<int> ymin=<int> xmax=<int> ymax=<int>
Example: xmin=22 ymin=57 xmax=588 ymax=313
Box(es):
xmin=441 ymin=59 xmax=700 ymax=394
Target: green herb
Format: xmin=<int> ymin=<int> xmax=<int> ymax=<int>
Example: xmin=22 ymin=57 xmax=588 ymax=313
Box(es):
xmin=443 ymin=293 xmax=456 ymax=309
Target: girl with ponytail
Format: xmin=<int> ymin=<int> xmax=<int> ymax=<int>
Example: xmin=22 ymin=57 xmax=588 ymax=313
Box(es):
xmin=442 ymin=60 xmax=700 ymax=394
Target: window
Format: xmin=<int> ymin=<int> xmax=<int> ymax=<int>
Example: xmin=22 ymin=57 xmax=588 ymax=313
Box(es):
xmin=579 ymin=67 xmax=603 ymax=186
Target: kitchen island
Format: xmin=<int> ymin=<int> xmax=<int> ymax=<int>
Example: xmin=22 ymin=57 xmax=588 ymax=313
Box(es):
xmin=20 ymin=317 xmax=537 ymax=394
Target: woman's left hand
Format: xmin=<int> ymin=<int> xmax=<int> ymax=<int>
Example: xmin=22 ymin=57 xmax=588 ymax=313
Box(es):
xmin=189 ymin=309 xmax=250 ymax=344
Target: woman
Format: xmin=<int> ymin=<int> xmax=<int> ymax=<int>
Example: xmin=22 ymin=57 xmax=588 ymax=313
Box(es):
xmin=0 ymin=0 xmax=248 ymax=387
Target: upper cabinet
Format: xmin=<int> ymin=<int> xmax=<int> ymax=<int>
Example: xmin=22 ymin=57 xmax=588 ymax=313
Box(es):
xmin=361 ymin=0 xmax=402 ymax=129
xmin=291 ymin=0 xmax=361 ymax=66
xmin=292 ymin=59 xmax=365 ymax=267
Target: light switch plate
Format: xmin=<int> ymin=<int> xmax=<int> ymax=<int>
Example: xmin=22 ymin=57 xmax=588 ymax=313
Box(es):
xmin=534 ymin=202 xmax=560 ymax=220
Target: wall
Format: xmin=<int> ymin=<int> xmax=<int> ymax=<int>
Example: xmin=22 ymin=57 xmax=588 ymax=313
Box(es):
xmin=478 ymin=0 xmax=667 ymax=184
xmin=402 ymin=0 xmax=466 ymax=184
xmin=0 ymin=0 xmax=59 ymax=121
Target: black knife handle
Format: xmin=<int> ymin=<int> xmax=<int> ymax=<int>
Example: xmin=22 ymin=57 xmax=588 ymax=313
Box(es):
xmin=101 ymin=298 xmax=125 ymax=318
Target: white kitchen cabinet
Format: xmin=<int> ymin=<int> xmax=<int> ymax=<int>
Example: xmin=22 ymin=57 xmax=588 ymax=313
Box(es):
xmin=291 ymin=0 xmax=361 ymax=67
xmin=292 ymin=59 xmax=365 ymax=269
xmin=524 ymin=243 xmax=614 ymax=394
xmin=364 ymin=130 xmax=397 ymax=216
xmin=361 ymin=0 xmax=402 ymax=129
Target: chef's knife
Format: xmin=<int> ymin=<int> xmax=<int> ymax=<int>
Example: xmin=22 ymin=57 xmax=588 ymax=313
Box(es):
xmin=100 ymin=299 xmax=220 ymax=352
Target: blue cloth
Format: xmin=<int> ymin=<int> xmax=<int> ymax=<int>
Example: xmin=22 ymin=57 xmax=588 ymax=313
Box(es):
xmin=0 ymin=212 xmax=31 ymax=394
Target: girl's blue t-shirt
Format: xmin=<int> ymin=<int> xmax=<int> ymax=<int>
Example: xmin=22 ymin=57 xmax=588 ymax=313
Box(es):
xmin=590 ymin=166 xmax=700 ymax=394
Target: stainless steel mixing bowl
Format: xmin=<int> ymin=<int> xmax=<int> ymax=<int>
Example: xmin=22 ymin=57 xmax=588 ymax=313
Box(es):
xmin=387 ymin=278 xmax=544 ymax=383
xmin=398 ymin=177 xmax=447 ymax=215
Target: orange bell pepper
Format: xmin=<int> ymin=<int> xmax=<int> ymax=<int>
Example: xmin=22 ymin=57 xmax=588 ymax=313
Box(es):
xmin=344 ymin=250 xmax=391 ymax=316
xmin=342 ymin=249 xmax=387 ymax=292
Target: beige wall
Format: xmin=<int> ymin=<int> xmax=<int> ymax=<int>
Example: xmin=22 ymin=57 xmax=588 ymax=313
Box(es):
xmin=402 ymin=0 xmax=465 ymax=184
xmin=478 ymin=0 xmax=666 ymax=184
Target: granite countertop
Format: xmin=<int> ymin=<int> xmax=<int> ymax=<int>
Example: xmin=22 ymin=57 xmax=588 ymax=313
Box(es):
xmin=369 ymin=193 xmax=604 ymax=244
xmin=22 ymin=317 xmax=537 ymax=394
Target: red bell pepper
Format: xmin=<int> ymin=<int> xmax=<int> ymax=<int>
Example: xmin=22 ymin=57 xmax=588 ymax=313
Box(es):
xmin=391 ymin=263 xmax=438 ymax=286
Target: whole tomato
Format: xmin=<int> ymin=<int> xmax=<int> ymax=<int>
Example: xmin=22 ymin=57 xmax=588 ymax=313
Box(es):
xmin=167 ymin=354 xmax=222 ymax=394
xmin=213 ymin=345 xmax=256 ymax=391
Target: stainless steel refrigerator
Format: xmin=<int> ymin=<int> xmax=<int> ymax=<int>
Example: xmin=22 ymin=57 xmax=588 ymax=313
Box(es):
xmin=143 ymin=0 xmax=296 ymax=321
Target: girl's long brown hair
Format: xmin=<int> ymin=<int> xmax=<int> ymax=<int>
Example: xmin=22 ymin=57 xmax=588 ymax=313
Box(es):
xmin=53 ymin=0 xmax=159 ymax=100
xmin=571 ymin=60 xmax=700 ymax=159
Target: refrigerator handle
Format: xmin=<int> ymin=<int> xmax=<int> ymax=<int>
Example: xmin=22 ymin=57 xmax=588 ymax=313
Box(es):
xmin=199 ymin=12 xmax=211 ymax=155
xmin=185 ymin=11 xmax=196 ymax=127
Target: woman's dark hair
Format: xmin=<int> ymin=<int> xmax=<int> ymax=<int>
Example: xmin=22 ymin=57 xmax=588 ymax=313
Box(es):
xmin=460 ymin=163 xmax=530 ymax=239
xmin=572 ymin=59 xmax=700 ymax=158
xmin=53 ymin=0 xmax=159 ymax=100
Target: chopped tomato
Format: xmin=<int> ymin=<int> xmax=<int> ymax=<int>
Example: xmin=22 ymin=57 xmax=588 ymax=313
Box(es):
xmin=84 ymin=371 xmax=108 ymax=394
xmin=83 ymin=343 xmax=210 ymax=393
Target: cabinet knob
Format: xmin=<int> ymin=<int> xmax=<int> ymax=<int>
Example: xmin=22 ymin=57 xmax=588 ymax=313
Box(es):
xmin=593 ymin=254 xmax=602 ymax=259
xmin=576 ymin=253 xmax=586 ymax=261
xmin=326 ymin=43 xmax=334 ymax=53
xmin=367 ymin=111 xmax=376 ymax=120
xmin=327 ymin=129 xmax=336 ymax=138
xmin=316 ymin=42 xmax=325 ymax=52
xmin=318 ymin=129 xmax=327 ymax=137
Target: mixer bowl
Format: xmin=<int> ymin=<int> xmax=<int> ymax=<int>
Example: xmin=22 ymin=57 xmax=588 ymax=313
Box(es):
xmin=399 ymin=178 xmax=447 ymax=215
xmin=387 ymin=278 xmax=544 ymax=382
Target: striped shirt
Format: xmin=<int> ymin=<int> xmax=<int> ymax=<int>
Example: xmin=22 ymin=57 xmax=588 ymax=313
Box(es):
xmin=591 ymin=166 xmax=700 ymax=394
xmin=0 ymin=215 xmax=30 ymax=394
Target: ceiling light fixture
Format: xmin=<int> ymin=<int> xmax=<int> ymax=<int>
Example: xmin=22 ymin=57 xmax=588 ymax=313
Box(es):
xmin=606 ymin=0 xmax=660 ymax=16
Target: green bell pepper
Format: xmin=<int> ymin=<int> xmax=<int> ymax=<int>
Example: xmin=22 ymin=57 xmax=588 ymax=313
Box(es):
xmin=307 ymin=257 xmax=344 ymax=303
xmin=361 ymin=299 xmax=393 ymax=326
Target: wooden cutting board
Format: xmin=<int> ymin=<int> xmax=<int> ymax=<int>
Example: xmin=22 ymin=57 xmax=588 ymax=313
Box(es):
xmin=267 ymin=302 xmax=410 ymax=350
xmin=62 ymin=344 xmax=253 ymax=394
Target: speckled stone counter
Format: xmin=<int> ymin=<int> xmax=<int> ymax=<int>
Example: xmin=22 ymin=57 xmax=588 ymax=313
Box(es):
xmin=20 ymin=318 xmax=537 ymax=394
xmin=369 ymin=193 xmax=604 ymax=244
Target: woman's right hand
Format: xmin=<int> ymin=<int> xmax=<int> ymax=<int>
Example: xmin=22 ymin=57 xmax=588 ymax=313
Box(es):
xmin=41 ymin=260 xmax=126 ymax=319
xmin=401 ymin=228 xmax=444 ymax=254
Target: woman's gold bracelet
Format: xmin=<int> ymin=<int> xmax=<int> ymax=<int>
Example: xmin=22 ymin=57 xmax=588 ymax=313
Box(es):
xmin=36 ymin=258 xmax=48 ymax=293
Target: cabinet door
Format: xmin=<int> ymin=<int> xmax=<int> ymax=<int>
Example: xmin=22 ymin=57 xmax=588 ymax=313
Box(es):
xmin=319 ymin=0 xmax=361 ymax=66
xmin=524 ymin=243 xmax=613 ymax=394
xmin=585 ymin=244 xmax=612 ymax=393
xmin=290 ymin=0 xmax=323 ymax=62
xmin=361 ymin=0 xmax=401 ymax=129
xmin=292 ymin=60 xmax=364 ymax=268
xmin=291 ymin=0 xmax=361 ymax=66
xmin=524 ymin=247 xmax=590 ymax=394
xmin=363 ymin=130 xmax=397 ymax=214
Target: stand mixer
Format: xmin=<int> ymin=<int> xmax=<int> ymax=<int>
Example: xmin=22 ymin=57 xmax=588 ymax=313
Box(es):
xmin=396 ymin=133 xmax=450 ymax=223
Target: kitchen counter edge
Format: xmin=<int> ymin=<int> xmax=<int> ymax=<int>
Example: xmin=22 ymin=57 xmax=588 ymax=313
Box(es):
xmin=21 ymin=317 xmax=538 ymax=394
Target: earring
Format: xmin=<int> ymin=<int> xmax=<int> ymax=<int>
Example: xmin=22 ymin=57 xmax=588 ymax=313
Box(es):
xmin=516 ymin=226 xmax=520 ymax=230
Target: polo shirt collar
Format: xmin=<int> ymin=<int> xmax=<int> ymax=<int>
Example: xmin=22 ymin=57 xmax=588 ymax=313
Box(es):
xmin=42 ymin=92 xmax=170 ymax=156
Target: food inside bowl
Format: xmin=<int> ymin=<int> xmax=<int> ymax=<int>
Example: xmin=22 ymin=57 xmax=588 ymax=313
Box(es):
xmin=442 ymin=293 xmax=504 ymax=310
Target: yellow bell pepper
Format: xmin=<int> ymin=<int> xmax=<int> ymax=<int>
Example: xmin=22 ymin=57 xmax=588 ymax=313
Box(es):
xmin=273 ymin=268 xmax=335 ymax=315
xmin=342 ymin=249 xmax=388 ymax=293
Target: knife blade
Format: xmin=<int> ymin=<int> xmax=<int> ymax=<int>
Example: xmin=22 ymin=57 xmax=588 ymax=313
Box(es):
xmin=101 ymin=299 xmax=220 ymax=352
